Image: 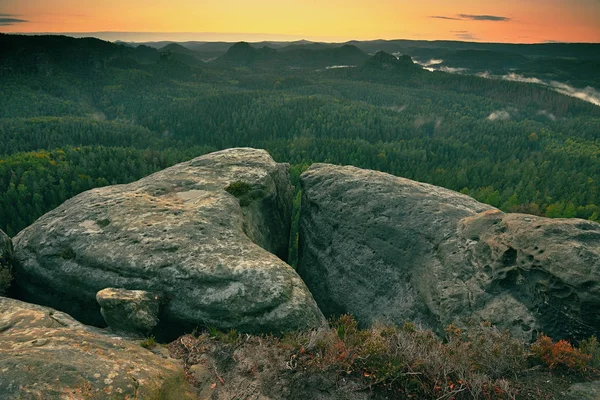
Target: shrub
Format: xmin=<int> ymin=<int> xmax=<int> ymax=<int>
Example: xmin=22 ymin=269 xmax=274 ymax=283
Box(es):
xmin=293 ymin=315 xmax=525 ymax=399
xmin=580 ymin=336 xmax=600 ymax=370
xmin=225 ymin=181 xmax=252 ymax=197
xmin=531 ymin=335 xmax=591 ymax=372
xmin=0 ymin=264 xmax=12 ymax=295
xmin=140 ymin=336 xmax=157 ymax=349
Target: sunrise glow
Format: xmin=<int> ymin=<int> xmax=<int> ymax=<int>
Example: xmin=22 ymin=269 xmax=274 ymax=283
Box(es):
xmin=1 ymin=0 xmax=599 ymax=43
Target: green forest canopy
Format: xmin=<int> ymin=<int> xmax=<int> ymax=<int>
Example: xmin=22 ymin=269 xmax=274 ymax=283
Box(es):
xmin=1 ymin=34 xmax=600 ymax=237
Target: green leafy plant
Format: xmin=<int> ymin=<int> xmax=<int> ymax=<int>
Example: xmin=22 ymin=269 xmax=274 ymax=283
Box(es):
xmin=225 ymin=181 xmax=252 ymax=197
xmin=140 ymin=336 xmax=157 ymax=349
xmin=0 ymin=264 xmax=12 ymax=295
xmin=579 ymin=336 xmax=600 ymax=370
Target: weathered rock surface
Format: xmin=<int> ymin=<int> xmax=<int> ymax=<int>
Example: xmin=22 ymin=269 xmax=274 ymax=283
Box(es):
xmin=97 ymin=288 xmax=161 ymax=335
xmin=298 ymin=164 xmax=600 ymax=340
xmin=0 ymin=296 xmax=193 ymax=399
xmin=0 ymin=229 xmax=12 ymax=295
xmin=14 ymin=148 xmax=324 ymax=335
xmin=568 ymin=381 xmax=600 ymax=400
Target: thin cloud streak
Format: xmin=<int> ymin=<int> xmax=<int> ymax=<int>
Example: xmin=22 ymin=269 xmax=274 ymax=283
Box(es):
xmin=458 ymin=14 xmax=511 ymax=21
xmin=0 ymin=17 xmax=28 ymax=25
xmin=430 ymin=14 xmax=511 ymax=22
xmin=455 ymin=32 xmax=478 ymax=40
xmin=429 ymin=16 xmax=461 ymax=20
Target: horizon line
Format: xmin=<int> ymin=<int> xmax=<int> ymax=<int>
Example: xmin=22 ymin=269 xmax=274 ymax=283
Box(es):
xmin=2 ymin=31 xmax=600 ymax=45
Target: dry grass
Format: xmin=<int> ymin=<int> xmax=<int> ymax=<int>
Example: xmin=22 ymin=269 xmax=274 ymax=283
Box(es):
xmin=166 ymin=316 xmax=600 ymax=399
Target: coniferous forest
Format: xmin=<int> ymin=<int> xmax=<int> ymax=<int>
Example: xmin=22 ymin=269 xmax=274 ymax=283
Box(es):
xmin=1 ymin=34 xmax=600 ymax=237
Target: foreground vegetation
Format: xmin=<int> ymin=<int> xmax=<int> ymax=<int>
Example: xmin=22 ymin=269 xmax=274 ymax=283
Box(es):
xmin=165 ymin=316 xmax=600 ymax=399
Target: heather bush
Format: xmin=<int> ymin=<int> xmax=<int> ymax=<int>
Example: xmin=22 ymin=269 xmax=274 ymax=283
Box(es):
xmin=531 ymin=334 xmax=591 ymax=373
xmin=292 ymin=315 xmax=526 ymax=399
xmin=169 ymin=317 xmax=599 ymax=399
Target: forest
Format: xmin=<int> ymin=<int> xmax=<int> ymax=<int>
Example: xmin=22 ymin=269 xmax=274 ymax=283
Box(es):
xmin=1 ymin=33 xmax=600 ymax=237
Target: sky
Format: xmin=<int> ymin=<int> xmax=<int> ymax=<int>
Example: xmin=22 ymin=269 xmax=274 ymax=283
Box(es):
xmin=1 ymin=0 xmax=599 ymax=43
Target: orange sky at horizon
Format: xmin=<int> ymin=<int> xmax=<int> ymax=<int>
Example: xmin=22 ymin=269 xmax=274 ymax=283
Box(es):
xmin=1 ymin=0 xmax=599 ymax=43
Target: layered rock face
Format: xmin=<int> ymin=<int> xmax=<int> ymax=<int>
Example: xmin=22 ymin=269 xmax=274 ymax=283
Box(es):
xmin=13 ymin=148 xmax=324 ymax=335
xmin=0 ymin=297 xmax=193 ymax=399
xmin=298 ymin=164 xmax=600 ymax=340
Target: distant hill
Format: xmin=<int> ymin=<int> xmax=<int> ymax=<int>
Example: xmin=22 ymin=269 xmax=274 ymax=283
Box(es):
xmin=159 ymin=43 xmax=196 ymax=55
xmin=0 ymin=34 xmax=131 ymax=75
xmin=0 ymin=34 xmax=208 ymax=76
xmin=214 ymin=42 xmax=278 ymax=66
xmin=158 ymin=43 xmax=205 ymax=66
xmin=213 ymin=42 xmax=368 ymax=68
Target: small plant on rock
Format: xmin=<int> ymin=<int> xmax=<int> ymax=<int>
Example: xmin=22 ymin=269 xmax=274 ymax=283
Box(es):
xmin=225 ymin=181 xmax=252 ymax=197
xmin=0 ymin=264 xmax=12 ymax=295
xmin=140 ymin=336 xmax=157 ymax=349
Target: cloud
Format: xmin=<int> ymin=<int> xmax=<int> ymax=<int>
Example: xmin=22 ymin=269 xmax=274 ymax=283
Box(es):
xmin=487 ymin=111 xmax=511 ymax=121
xmin=488 ymin=73 xmax=600 ymax=107
xmin=429 ymin=16 xmax=461 ymax=20
xmin=550 ymin=81 xmax=600 ymax=107
xmin=0 ymin=14 xmax=27 ymax=25
xmin=501 ymin=73 xmax=545 ymax=85
xmin=458 ymin=14 xmax=511 ymax=21
xmin=0 ymin=17 xmax=27 ymax=25
xmin=455 ymin=32 xmax=478 ymax=40
xmin=430 ymin=14 xmax=511 ymax=22
xmin=438 ymin=66 xmax=469 ymax=73
xmin=537 ymin=110 xmax=557 ymax=121
xmin=417 ymin=59 xmax=444 ymax=67
xmin=415 ymin=59 xmax=470 ymax=73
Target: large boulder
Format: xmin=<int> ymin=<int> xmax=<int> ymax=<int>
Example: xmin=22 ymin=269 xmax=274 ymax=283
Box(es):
xmin=97 ymin=288 xmax=162 ymax=335
xmin=0 ymin=229 xmax=12 ymax=295
xmin=0 ymin=296 xmax=194 ymax=399
xmin=297 ymin=164 xmax=600 ymax=340
xmin=13 ymin=148 xmax=324 ymax=335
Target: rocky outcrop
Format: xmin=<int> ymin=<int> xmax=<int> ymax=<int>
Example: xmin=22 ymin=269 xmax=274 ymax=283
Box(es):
xmin=0 ymin=229 xmax=12 ymax=295
xmin=13 ymin=148 xmax=324 ymax=335
xmin=0 ymin=296 xmax=194 ymax=399
xmin=97 ymin=288 xmax=161 ymax=335
xmin=297 ymin=164 xmax=600 ymax=340
xmin=568 ymin=381 xmax=600 ymax=400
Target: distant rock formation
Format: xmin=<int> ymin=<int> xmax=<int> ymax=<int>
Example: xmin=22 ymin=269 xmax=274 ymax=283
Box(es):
xmin=0 ymin=296 xmax=193 ymax=399
xmin=362 ymin=51 xmax=420 ymax=72
xmin=13 ymin=148 xmax=324 ymax=336
xmin=215 ymin=42 xmax=277 ymax=65
xmin=297 ymin=163 xmax=600 ymax=340
xmin=214 ymin=42 xmax=368 ymax=68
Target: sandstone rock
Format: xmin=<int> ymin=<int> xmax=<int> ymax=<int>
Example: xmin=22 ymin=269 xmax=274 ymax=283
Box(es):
xmin=0 ymin=296 xmax=194 ymax=399
xmin=0 ymin=229 xmax=13 ymax=295
xmin=97 ymin=288 xmax=161 ymax=335
xmin=14 ymin=148 xmax=324 ymax=335
xmin=297 ymin=164 xmax=600 ymax=340
xmin=568 ymin=381 xmax=600 ymax=400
